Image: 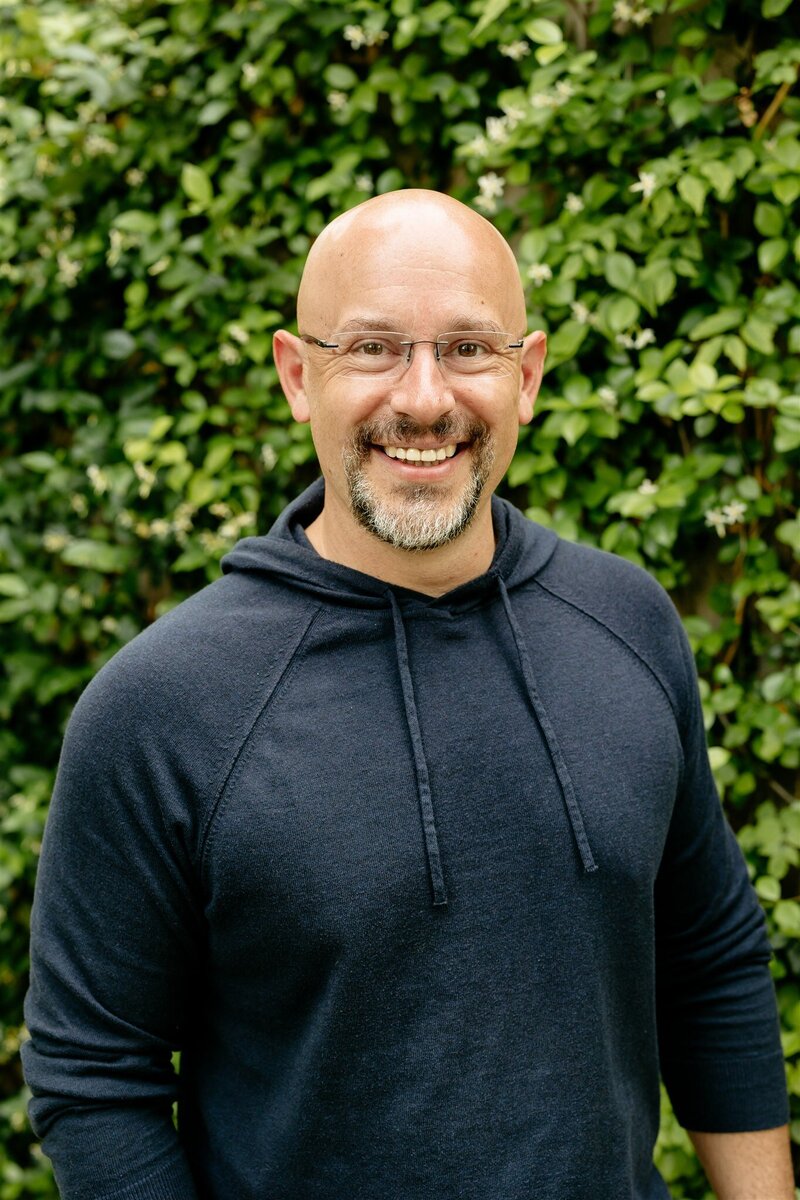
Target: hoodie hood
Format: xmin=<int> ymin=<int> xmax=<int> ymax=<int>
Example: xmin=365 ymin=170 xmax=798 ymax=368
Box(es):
xmin=222 ymin=479 xmax=596 ymax=907
xmin=222 ymin=477 xmax=559 ymax=609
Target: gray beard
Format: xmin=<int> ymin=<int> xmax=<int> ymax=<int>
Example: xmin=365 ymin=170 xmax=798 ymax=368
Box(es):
xmin=342 ymin=416 xmax=494 ymax=552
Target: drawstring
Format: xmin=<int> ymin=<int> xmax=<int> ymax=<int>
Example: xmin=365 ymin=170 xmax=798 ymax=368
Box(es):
xmin=388 ymin=592 xmax=449 ymax=907
xmin=497 ymin=577 xmax=598 ymax=874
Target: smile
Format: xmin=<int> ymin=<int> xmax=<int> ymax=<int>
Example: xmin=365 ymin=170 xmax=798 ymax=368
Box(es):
xmin=380 ymin=444 xmax=458 ymax=462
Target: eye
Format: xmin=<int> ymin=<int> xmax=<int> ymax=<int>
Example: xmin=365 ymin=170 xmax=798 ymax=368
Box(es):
xmin=448 ymin=340 xmax=491 ymax=358
xmin=350 ymin=338 xmax=394 ymax=356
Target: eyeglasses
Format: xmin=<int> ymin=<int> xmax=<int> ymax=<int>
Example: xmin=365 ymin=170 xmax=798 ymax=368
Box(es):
xmin=300 ymin=330 xmax=524 ymax=375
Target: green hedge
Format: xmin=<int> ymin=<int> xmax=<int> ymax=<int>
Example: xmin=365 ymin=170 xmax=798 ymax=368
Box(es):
xmin=1 ymin=0 xmax=798 ymax=1194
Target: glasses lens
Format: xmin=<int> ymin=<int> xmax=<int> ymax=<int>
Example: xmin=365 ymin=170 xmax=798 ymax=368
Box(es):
xmin=437 ymin=332 xmax=511 ymax=373
xmin=333 ymin=332 xmax=406 ymax=372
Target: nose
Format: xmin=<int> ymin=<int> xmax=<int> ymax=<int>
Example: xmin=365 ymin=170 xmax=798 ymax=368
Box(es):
xmin=388 ymin=342 xmax=456 ymax=424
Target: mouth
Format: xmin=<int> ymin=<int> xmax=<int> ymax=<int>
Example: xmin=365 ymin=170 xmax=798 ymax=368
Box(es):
xmin=377 ymin=442 xmax=461 ymax=465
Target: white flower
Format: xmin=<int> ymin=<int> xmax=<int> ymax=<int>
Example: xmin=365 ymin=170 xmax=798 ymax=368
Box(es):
xmin=631 ymin=6 xmax=653 ymax=24
xmin=87 ymin=465 xmax=109 ymax=495
xmin=355 ymin=173 xmax=374 ymax=192
xmin=228 ymin=323 xmax=250 ymax=345
xmin=630 ymin=170 xmax=657 ymax=200
xmin=475 ymin=196 xmax=497 ymax=213
xmin=638 ymin=478 xmax=658 ymax=495
xmin=571 ymin=300 xmax=593 ymax=324
xmin=133 ymin=461 xmax=156 ymax=498
xmin=500 ymin=41 xmax=530 ymax=60
xmin=125 ymin=167 xmax=145 ymax=186
xmin=598 ymin=385 xmax=618 ymax=410
xmin=554 ymin=80 xmax=574 ymax=101
xmin=616 ymin=333 xmax=635 ymax=349
xmin=70 ymin=493 xmax=88 ymax=516
xmin=464 ymin=135 xmax=489 ymax=156
xmin=486 ymin=115 xmax=510 ymax=143
xmin=477 ymin=171 xmax=505 ymax=200
xmin=635 ymin=328 xmax=656 ymax=349
xmin=85 ymin=133 xmax=117 ymax=157
xmin=43 ymin=531 xmax=69 ymax=552
xmin=220 ymin=343 xmax=241 ymax=365
xmin=148 ymin=256 xmax=171 ymax=276
xmin=343 ymin=24 xmax=368 ymax=48
xmin=527 ymin=263 xmax=553 ymax=286
xmin=499 ymin=100 xmax=527 ymax=126
xmin=241 ymin=62 xmax=258 ymax=84
xmin=149 ymin=519 xmax=171 ymax=538
xmin=564 ymin=192 xmax=584 ymax=214
xmin=530 ymin=92 xmax=556 ymax=110
xmin=261 ymin=444 xmax=278 ymax=470
xmin=56 ymin=252 xmax=81 ymax=287
xmin=100 ymin=616 xmax=119 ymax=633
xmin=613 ymin=0 xmax=634 ymax=19
xmin=327 ymin=91 xmax=348 ymax=111
xmin=722 ymin=500 xmax=747 ymax=524
xmin=655 ymin=89 xmax=666 ymax=102
xmin=151 ymin=83 xmax=167 ymax=98
xmin=705 ymin=507 xmax=728 ymax=537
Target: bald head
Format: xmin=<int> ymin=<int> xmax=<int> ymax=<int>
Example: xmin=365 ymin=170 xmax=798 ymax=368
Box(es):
xmin=297 ymin=189 xmax=526 ymax=336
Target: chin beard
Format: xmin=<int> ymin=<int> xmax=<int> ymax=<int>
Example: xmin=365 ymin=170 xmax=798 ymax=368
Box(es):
xmin=341 ymin=415 xmax=494 ymax=552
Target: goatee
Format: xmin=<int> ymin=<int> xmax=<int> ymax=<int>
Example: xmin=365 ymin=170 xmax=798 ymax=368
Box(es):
xmin=342 ymin=415 xmax=494 ymax=552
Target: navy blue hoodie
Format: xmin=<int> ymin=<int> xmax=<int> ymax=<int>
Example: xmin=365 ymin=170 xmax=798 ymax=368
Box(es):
xmin=23 ymin=481 xmax=787 ymax=1199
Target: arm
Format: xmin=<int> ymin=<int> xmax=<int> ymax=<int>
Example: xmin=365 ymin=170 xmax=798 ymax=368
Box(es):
xmin=22 ymin=653 xmax=203 ymax=1200
xmin=654 ymin=624 xmax=789 ymax=1143
xmin=688 ymin=1126 xmax=795 ymax=1200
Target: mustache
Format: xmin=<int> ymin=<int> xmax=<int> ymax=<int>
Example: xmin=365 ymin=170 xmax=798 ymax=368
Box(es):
xmin=351 ymin=414 xmax=489 ymax=451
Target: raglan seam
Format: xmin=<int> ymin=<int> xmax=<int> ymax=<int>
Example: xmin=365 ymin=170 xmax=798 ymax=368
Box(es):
xmin=198 ymin=603 xmax=324 ymax=875
xmin=528 ymin=574 xmax=685 ymax=729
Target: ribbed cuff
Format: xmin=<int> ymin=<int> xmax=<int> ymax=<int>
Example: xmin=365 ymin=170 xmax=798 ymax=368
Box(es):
xmin=664 ymin=1051 xmax=789 ymax=1132
xmin=97 ymin=1156 xmax=199 ymax=1200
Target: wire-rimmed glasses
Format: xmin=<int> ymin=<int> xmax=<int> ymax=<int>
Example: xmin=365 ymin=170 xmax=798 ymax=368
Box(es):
xmin=300 ymin=330 xmax=525 ymax=375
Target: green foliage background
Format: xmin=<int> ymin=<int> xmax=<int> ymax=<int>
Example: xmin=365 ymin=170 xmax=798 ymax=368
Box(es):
xmin=1 ymin=0 xmax=799 ymax=1194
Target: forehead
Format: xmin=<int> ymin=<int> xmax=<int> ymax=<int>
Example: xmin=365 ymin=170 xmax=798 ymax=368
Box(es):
xmin=304 ymin=207 xmax=525 ymax=334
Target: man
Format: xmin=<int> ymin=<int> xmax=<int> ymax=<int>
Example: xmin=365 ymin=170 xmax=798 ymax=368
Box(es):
xmin=24 ymin=190 xmax=792 ymax=1199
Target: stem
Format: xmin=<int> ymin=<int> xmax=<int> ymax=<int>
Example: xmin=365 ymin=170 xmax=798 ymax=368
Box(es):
xmin=754 ymin=67 xmax=799 ymax=141
xmin=769 ymin=780 xmax=799 ymax=805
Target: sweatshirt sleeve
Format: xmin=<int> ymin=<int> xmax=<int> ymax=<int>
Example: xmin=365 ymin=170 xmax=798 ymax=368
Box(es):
xmin=22 ymin=652 xmax=204 ymax=1200
xmin=654 ymin=621 xmax=788 ymax=1133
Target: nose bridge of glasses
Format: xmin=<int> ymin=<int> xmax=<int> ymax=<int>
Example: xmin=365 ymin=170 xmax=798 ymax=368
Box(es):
xmin=400 ymin=337 xmax=449 ymax=366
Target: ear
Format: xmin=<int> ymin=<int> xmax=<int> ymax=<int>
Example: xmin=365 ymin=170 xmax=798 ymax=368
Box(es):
xmin=518 ymin=330 xmax=547 ymax=426
xmin=273 ymin=330 xmax=310 ymax=423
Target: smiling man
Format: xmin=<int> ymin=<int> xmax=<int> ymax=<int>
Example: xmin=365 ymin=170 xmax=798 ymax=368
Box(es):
xmin=24 ymin=190 xmax=792 ymax=1200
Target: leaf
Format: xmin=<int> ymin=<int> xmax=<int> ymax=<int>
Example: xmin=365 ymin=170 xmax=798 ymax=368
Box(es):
xmin=471 ymin=0 xmax=512 ymax=38
xmin=741 ymin=316 xmax=776 ymax=355
xmin=773 ymin=176 xmax=800 ymax=207
xmin=181 ymin=163 xmax=213 ymax=209
xmin=754 ymin=202 xmax=784 ymax=238
xmin=762 ymin=0 xmax=793 ymax=15
xmin=544 ymin=320 xmax=589 ymax=369
xmin=525 ymin=18 xmax=562 ymax=44
xmin=535 ymin=42 xmax=566 ymax=64
xmin=198 ymin=99 xmax=231 ymax=125
xmin=607 ymin=296 xmax=640 ymax=332
xmin=0 ymin=575 xmax=29 ymax=598
xmin=604 ymin=252 xmax=636 ymax=292
xmin=61 ymin=540 xmax=136 ymax=573
xmin=758 ymin=238 xmax=788 ymax=273
xmin=19 ymin=451 xmax=57 ymax=472
xmin=323 ymin=63 xmax=358 ymax=89
xmin=668 ymin=94 xmax=703 ymax=128
xmin=689 ymin=308 xmax=744 ymax=340
xmin=101 ymin=329 xmax=136 ymax=360
xmin=677 ymin=174 xmax=706 ymax=215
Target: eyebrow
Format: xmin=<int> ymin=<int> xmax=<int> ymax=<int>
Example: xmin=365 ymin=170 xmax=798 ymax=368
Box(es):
xmin=336 ymin=315 xmax=506 ymax=333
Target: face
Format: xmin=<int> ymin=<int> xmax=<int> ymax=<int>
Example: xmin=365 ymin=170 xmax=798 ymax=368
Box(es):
xmin=275 ymin=198 xmax=545 ymax=554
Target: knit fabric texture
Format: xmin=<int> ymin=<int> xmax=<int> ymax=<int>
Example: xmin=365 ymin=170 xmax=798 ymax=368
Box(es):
xmin=23 ymin=480 xmax=788 ymax=1200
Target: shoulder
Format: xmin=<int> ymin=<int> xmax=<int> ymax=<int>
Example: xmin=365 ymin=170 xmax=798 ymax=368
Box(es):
xmin=531 ymin=536 xmax=694 ymax=716
xmin=64 ymin=570 xmax=319 ymax=769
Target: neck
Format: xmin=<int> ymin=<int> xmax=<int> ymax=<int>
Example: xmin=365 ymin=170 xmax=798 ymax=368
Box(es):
xmin=304 ymin=499 xmax=497 ymax=597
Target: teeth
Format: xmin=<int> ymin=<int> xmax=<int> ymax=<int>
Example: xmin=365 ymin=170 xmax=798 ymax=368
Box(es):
xmin=383 ymin=443 xmax=457 ymax=463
